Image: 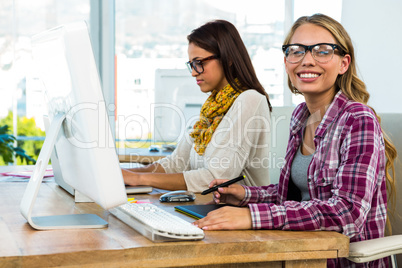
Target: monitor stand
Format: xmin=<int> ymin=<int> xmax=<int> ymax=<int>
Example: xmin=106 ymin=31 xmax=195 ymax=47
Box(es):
xmin=19 ymin=113 xmax=108 ymax=230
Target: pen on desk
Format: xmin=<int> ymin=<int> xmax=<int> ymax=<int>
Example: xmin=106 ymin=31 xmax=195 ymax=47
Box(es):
xmin=201 ymin=175 xmax=245 ymax=195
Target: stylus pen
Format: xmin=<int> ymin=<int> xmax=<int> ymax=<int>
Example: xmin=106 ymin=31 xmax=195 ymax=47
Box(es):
xmin=201 ymin=175 xmax=245 ymax=195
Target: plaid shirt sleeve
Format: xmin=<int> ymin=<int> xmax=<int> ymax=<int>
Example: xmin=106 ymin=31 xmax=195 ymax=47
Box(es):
xmin=239 ymin=184 xmax=278 ymax=206
xmin=244 ymin=105 xmax=387 ymax=240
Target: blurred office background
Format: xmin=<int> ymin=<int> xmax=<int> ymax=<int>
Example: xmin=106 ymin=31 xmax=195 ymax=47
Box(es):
xmin=0 ymin=0 xmax=401 ymax=164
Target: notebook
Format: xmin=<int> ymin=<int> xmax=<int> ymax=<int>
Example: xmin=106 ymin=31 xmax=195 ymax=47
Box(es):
xmin=174 ymin=204 xmax=229 ymax=219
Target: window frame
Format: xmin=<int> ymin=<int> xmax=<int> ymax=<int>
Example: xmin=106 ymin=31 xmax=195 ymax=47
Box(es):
xmin=90 ymin=0 xmax=116 ymax=139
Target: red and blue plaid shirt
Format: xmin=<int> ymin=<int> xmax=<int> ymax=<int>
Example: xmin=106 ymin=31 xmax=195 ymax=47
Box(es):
xmin=240 ymin=91 xmax=388 ymax=267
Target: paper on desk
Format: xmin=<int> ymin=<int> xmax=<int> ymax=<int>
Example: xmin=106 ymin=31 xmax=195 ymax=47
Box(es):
xmin=0 ymin=169 xmax=54 ymax=178
xmin=0 ymin=169 xmax=54 ymax=182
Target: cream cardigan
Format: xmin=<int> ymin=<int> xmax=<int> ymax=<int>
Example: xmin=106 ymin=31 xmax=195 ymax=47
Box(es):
xmin=156 ymin=90 xmax=271 ymax=192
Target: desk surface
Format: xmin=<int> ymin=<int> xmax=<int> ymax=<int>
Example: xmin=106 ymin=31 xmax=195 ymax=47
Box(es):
xmin=0 ymin=166 xmax=349 ymax=268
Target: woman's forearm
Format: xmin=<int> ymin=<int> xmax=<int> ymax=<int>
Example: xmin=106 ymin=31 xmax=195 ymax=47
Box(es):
xmin=139 ymin=172 xmax=187 ymax=190
xmin=123 ymin=166 xmax=187 ymax=191
xmin=126 ymin=162 xmax=166 ymax=173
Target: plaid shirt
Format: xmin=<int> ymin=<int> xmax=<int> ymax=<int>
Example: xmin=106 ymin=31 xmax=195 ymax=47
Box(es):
xmin=241 ymin=91 xmax=388 ymax=267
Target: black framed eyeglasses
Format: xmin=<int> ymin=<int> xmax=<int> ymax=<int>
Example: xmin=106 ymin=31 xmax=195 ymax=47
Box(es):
xmin=282 ymin=43 xmax=345 ymax=63
xmin=186 ymin=55 xmax=219 ymax=74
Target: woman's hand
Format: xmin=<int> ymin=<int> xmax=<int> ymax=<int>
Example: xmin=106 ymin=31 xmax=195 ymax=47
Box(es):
xmin=207 ymin=179 xmax=246 ymax=206
xmin=193 ymin=206 xmax=252 ymax=230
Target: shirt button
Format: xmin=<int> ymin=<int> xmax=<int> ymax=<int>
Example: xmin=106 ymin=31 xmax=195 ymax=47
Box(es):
xmin=308 ymin=179 xmax=311 ymax=182
xmin=321 ymin=178 xmax=325 ymax=183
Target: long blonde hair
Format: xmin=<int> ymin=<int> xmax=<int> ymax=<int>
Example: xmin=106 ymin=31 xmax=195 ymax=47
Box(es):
xmin=284 ymin=13 xmax=397 ymax=233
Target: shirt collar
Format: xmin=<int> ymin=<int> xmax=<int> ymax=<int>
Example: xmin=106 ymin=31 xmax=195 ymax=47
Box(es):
xmin=290 ymin=90 xmax=350 ymax=137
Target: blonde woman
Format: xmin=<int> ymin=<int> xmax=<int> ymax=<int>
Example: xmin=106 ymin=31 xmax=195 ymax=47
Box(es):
xmin=195 ymin=14 xmax=396 ymax=268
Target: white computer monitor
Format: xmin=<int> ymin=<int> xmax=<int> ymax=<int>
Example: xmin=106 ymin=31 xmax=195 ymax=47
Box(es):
xmin=20 ymin=21 xmax=127 ymax=230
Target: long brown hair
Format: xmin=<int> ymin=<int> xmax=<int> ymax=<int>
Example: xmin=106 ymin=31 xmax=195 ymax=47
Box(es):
xmin=283 ymin=13 xmax=397 ymax=233
xmin=187 ymin=20 xmax=272 ymax=111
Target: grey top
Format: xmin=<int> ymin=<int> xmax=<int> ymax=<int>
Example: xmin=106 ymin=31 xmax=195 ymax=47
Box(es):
xmin=290 ymin=146 xmax=313 ymax=201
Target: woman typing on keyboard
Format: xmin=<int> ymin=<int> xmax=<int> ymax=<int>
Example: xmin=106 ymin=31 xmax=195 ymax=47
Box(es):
xmin=122 ymin=20 xmax=272 ymax=193
xmin=193 ymin=14 xmax=397 ymax=268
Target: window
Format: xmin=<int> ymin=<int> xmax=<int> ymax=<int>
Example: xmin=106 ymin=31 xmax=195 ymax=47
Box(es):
xmin=115 ymin=0 xmax=286 ymax=147
xmin=0 ymin=0 xmax=90 ymax=165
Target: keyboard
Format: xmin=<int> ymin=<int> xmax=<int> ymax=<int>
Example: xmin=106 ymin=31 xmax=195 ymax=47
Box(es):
xmin=109 ymin=202 xmax=204 ymax=242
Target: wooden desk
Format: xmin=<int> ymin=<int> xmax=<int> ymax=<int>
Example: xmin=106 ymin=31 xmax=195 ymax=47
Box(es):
xmin=0 ymin=168 xmax=349 ymax=267
xmin=118 ymin=148 xmax=171 ymax=164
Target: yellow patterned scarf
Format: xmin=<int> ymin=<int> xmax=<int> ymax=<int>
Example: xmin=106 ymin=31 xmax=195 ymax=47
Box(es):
xmin=190 ymin=82 xmax=241 ymax=155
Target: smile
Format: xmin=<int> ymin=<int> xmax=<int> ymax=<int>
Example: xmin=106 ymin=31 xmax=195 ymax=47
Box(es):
xmin=299 ymin=73 xmax=320 ymax=78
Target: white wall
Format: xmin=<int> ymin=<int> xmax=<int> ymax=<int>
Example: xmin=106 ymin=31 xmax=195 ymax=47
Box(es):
xmin=343 ymin=3 xmax=402 ymax=267
xmin=341 ymin=0 xmax=402 ymax=113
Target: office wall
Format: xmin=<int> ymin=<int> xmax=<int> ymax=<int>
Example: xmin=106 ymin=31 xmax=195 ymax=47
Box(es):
xmin=341 ymin=0 xmax=402 ymax=113
xmin=342 ymin=5 xmax=402 ymax=265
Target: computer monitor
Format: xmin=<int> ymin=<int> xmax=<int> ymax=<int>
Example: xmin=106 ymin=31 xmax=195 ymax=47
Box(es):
xmin=20 ymin=21 xmax=127 ymax=230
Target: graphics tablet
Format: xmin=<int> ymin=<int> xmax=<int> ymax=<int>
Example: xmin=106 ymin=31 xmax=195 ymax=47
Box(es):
xmin=174 ymin=204 xmax=229 ymax=219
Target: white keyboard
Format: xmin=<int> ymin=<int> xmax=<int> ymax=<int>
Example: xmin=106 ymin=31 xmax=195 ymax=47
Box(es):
xmin=109 ymin=202 xmax=204 ymax=242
